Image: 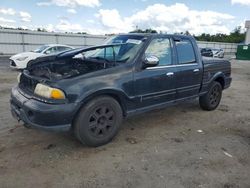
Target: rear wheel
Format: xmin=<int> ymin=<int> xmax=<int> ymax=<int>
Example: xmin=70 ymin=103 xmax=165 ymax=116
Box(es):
xmin=23 ymin=123 xmax=31 ymax=129
xmin=74 ymin=96 xmax=123 ymax=147
xmin=199 ymin=81 xmax=222 ymax=111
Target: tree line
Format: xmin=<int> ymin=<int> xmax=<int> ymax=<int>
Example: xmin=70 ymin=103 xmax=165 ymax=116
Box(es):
xmin=129 ymin=27 xmax=246 ymax=43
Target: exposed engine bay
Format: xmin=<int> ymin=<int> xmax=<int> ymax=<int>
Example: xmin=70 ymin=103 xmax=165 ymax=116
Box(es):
xmin=28 ymin=57 xmax=117 ymax=80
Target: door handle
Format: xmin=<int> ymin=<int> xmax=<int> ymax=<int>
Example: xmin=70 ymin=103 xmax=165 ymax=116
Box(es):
xmin=193 ymin=69 xmax=200 ymax=73
xmin=166 ymin=72 xmax=174 ymax=76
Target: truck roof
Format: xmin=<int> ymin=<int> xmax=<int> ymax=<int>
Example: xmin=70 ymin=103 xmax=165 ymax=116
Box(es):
xmin=117 ymin=33 xmax=194 ymax=39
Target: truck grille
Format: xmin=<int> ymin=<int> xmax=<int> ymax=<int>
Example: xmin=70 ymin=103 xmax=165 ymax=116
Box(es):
xmin=19 ymin=73 xmax=38 ymax=93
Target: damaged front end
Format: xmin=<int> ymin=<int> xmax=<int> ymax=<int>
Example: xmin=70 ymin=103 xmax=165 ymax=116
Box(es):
xmin=26 ymin=44 xmax=124 ymax=81
xmin=18 ymin=35 xmax=145 ymax=100
xmin=10 ymin=34 xmax=145 ymax=132
xmin=25 ymin=34 xmax=146 ymax=82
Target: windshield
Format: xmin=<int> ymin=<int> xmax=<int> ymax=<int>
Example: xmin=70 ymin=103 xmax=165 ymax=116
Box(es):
xmin=84 ymin=35 xmax=145 ymax=63
xmin=33 ymin=45 xmax=50 ymax=53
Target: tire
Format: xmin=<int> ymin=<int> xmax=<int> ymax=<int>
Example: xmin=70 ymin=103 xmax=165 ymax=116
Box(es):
xmin=23 ymin=123 xmax=31 ymax=129
xmin=74 ymin=96 xmax=123 ymax=147
xmin=199 ymin=81 xmax=222 ymax=111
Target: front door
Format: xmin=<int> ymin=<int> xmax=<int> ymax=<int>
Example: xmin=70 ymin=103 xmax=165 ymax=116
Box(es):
xmin=134 ymin=37 xmax=177 ymax=108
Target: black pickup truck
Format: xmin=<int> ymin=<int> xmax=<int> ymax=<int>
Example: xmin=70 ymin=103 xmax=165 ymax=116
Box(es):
xmin=10 ymin=34 xmax=231 ymax=146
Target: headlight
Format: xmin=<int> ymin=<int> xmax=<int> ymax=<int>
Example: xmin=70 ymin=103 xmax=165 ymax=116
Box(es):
xmin=17 ymin=73 xmax=21 ymax=83
xmin=16 ymin=56 xmax=28 ymax=61
xmin=34 ymin=83 xmax=65 ymax=100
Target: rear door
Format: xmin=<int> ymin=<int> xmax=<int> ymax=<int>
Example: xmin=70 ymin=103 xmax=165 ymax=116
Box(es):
xmin=133 ymin=36 xmax=177 ymax=108
xmin=173 ymin=38 xmax=203 ymax=99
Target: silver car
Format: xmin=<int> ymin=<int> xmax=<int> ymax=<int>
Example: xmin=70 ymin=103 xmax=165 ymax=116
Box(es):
xmin=212 ymin=48 xmax=224 ymax=58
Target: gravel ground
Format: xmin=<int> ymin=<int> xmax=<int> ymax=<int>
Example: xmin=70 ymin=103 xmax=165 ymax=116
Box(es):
xmin=0 ymin=56 xmax=249 ymax=188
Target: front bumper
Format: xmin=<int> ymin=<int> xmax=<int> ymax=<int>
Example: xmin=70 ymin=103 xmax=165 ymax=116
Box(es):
xmin=10 ymin=86 xmax=77 ymax=132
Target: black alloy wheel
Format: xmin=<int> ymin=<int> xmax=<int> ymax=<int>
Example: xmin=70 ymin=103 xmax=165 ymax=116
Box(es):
xmin=74 ymin=96 xmax=123 ymax=147
xmin=199 ymin=81 xmax=222 ymax=111
xmin=88 ymin=105 xmax=115 ymax=138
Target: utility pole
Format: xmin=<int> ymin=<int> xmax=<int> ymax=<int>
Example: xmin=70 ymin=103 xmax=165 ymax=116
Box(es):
xmin=245 ymin=20 xmax=250 ymax=44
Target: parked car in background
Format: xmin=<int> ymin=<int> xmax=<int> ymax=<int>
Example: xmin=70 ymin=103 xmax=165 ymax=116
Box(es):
xmin=200 ymin=48 xmax=213 ymax=57
xmin=212 ymin=48 xmax=224 ymax=58
xmin=9 ymin=44 xmax=74 ymax=69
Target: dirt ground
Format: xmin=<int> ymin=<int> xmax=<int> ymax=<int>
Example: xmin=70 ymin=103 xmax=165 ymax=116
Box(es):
xmin=0 ymin=57 xmax=249 ymax=188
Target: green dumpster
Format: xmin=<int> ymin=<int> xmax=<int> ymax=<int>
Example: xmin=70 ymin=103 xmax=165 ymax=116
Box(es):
xmin=236 ymin=44 xmax=250 ymax=60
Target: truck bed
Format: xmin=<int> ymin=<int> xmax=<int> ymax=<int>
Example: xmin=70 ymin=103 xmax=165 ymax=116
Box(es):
xmin=201 ymin=57 xmax=231 ymax=92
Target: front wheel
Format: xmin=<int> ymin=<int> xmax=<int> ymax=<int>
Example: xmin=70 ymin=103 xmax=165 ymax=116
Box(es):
xmin=23 ymin=123 xmax=31 ymax=129
xmin=74 ymin=96 xmax=123 ymax=147
xmin=199 ymin=81 xmax=222 ymax=111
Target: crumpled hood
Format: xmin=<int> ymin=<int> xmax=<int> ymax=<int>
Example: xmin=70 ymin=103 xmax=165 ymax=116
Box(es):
xmin=26 ymin=44 xmax=124 ymax=69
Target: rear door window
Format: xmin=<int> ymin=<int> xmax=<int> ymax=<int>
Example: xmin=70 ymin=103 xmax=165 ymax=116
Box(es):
xmin=175 ymin=39 xmax=196 ymax=64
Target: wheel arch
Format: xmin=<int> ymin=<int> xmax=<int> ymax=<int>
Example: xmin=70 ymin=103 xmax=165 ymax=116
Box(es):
xmin=72 ymin=89 xmax=129 ymax=125
xmin=210 ymin=72 xmax=226 ymax=89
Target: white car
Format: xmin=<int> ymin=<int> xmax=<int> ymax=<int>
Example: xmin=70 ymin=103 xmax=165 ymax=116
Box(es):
xmin=211 ymin=48 xmax=224 ymax=58
xmin=10 ymin=44 xmax=74 ymax=69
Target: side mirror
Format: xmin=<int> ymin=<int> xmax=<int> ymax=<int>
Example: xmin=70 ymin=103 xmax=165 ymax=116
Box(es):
xmin=144 ymin=55 xmax=159 ymax=68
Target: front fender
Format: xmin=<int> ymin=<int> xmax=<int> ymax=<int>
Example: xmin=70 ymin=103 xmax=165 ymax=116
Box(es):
xmin=74 ymin=88 xmax=133 ymax=117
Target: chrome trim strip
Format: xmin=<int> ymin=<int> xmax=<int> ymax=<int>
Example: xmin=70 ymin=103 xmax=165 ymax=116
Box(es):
xmin=177 ymin=84 xmax=201 ymax=90
xmin=146 ymin=63 xmax=198 ymax=70
xmin=143 ymin=91 xmax=175 ymax=100
xmin=140 ymin=88 xmax=176 ymax=98
xmin=127 ymin=95 xmax=199 ymax=117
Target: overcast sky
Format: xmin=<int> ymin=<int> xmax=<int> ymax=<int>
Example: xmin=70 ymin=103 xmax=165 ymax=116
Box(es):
xmin=0 ymin=0 xmax=249 ymax=35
